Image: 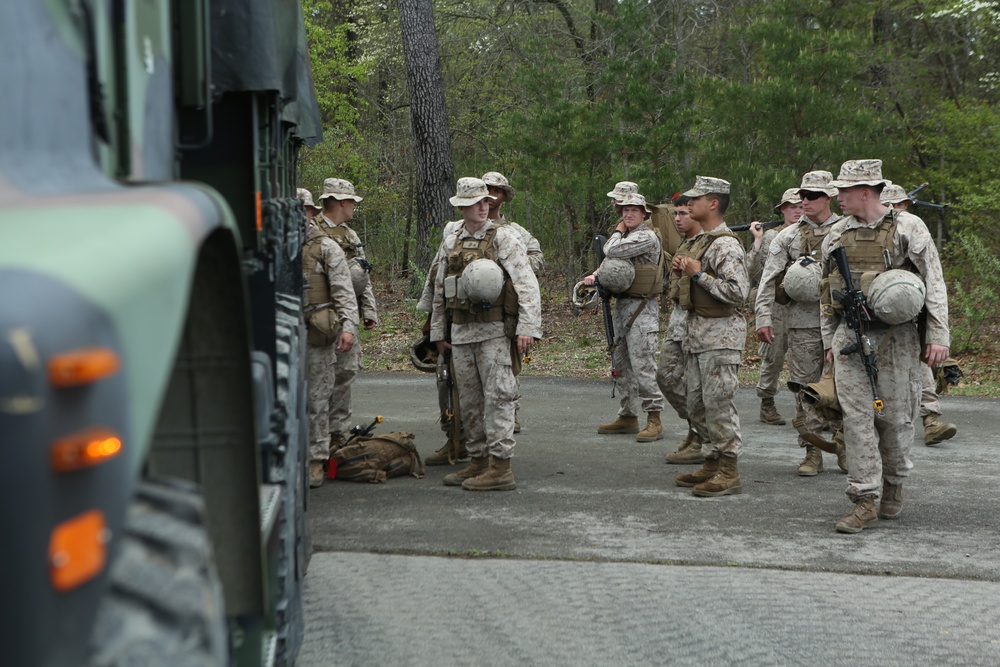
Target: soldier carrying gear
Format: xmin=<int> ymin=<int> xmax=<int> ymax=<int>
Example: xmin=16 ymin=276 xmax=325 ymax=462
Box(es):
xmin=584 ymin=191 xmax=667 ymax=444
xmin=672 ymin=176 xmax=749 ymax=497
xmin=302 ymin=219 xmax=360 ymax=488
xmin=316 ymin=177 xmax=378 ymax=452
xmin=756 ymin=170 xmax=844 ymax=477
xmin=430 ymin=177 xmax=542 ymax=491
xmin=822 ymin=159 xmax=951 ymax=534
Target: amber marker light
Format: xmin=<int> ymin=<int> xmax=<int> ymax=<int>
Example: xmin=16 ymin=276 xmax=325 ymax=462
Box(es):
xmin=51 ymin=428 xmax=123 ymax=472
xmin=49 ymin=510 xmax=109 ymax=592
xmin=49 ymin=347 xmax=120 ymax=387
xmin=255 ymin=190 xmax=263 ymax=232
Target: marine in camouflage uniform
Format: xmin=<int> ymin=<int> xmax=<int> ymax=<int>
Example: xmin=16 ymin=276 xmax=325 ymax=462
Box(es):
xmin=416 ymin=171 xmax=542 ymax=465
xmin=757 ymin=173 xmax=845 ymax=476
xmin=821 ymin=160 xmax=950 ymax=533
xmin=585 ymin=192 xmax=665 ymax=442
xmin=658 ymin=195 xmax=705 ymax=463
xmin=672 ymin=176 xmax=750 ymax=498
xmin=881 ymin=184 xmax=958 ymax=446
xmin=430 ymin=178 xmax=542 ymax=491
xmin=302 ymin=219 xmax=360 ymax=488
xmin=748 ymin=188 xmax=802 ymax=426
xmin=316 ymin=178 xmax=379 ymax=449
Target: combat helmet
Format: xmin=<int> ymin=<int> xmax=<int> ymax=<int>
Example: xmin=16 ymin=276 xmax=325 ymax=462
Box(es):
xmin=460 ymin=258 xmax=505 ymax=307
xmin=597 ymin=258 xmax=635 ymax=294
xmin=410 ymin=334 xmax=438 ymax=373
xmin=782 ymin=257 xmax=822 ymax=303
xmin=868 ymin=269 xmax=926 ymax=325
xmin=571 ymin=281 xmax=599 ymax=310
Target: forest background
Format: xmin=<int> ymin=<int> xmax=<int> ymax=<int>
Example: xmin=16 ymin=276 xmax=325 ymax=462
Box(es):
xmin=298 ymin=0 xmax=1000 ymax=394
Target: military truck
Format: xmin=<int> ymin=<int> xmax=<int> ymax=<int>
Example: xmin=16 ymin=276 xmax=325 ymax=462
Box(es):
xmin=0 ymin=1 xmax=322 ymax=665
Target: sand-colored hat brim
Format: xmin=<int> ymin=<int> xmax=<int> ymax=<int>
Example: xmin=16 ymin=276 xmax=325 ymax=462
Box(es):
xmin=830 ymin=179 xmax=887 ymax=189
xmin=450 ymin=194 xmax=497 ymax=207
xmin=318 ymin=192 xmax=363 ymax=202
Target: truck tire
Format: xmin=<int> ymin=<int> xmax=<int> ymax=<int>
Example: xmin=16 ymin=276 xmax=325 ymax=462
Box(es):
xmin=86 ymin=479 xmax=228 ymax=667
xmin=273 ymin=294 xmax=309 ymax=665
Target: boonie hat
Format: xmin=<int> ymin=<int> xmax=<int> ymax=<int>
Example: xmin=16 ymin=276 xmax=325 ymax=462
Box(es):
xmin=683 ymin=176 xmax=730 ymax=197
xmin=482 ymin=172 xmax=516 ymax=201
xmin=797 ymin=170 xmax=837 ymax=197
xmin=449 ymin=177 xmax=496 ymax=207
xmin=618 ymin=192 xmax=652 ymax=213
xmin=830 ymin=159 xmax=888 ymax=189
xmin=318 ymin=178 xmax=363 ymax=202
xmin=775 ymin=188 xmax=802 ymax=209
xmin=880 ymin=184 xmax=913 ymax=205
xmin=607 ymin=181 xmax=639 ymax=202
xmin=297 ymin=188 xmax=318 ymax=208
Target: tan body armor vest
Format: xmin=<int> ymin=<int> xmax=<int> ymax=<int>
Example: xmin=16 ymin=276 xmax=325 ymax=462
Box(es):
xmin=622 ymin=228 xmax=666 ymax=298
xmin=824 ymin=212 xmax=914 ymax=316
xmin=443 ymin=227 xmax=520 ymax=330
xmin=678 ymin=230 xmax=738 ymax=318
xmin=303 ymin=235 xmax=338 ymax=346
xmin=323 ymin=220 xmax=361 ymax=261
xmin=667 ymin=238 xmax=698 ymax=304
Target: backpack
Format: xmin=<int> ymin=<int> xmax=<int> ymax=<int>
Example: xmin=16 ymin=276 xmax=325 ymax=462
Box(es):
xmin=331 ymin=431 xmax=425 ymax=483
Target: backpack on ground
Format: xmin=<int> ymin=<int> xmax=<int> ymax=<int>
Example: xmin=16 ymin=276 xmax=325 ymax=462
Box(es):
xmin=332 ymin=431 xmax=425 ymax=483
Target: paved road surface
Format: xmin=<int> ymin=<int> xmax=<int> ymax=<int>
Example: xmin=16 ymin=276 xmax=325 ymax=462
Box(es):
xmin=299 ymin=373 xmax=1000 ymax=666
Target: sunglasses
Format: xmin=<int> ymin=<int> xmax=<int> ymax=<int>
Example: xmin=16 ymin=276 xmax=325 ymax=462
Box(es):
xmin=801 ymin=191 xmax=827 ymax=201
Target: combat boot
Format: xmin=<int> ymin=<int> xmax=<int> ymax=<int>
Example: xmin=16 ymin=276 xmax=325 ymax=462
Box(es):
xmin=424 ymin=438 xmax=468 ymax=466
xmin=442 ymin=456 xmax=489 ymax=487
xmin=759 ymin=397 xmax=787 ymax=426
xmin=692 ymin=454 xmax=743 ymax=497
xmin=675 ymin=456 xmax=720 ymax=487
xmin=835 ymin=497 xmax=878 ymax=534
xmin=879 ymin=481 xmax=903 ymax=520
xmin=636 ymin=412 xmax=664 ymax=443
xmin=796 ymin=445 xmax=824 ymax=476
xmin=309 ymin=461 xmax=326 ymax=489
xmin=462 ymin=456 xmax=516 ymax=491
xmin=597 ymin=415 xmax=640 ymax=435
xmin=665 ymin=429 xmax=704 ymax=464
xmin=834 ymin=429 xmax=848 ymax=473
xmin=923 ymin=414 xmax=957 ymax=446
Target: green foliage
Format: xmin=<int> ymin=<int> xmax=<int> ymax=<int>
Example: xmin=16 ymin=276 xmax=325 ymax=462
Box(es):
xmin=948 ymin=233 xmax=1000 ymax=353
xmin=297 ymin=0 xmax=1000 ymax=309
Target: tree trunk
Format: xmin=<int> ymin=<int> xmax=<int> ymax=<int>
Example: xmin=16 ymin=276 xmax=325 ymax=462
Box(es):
xmin=397 ymin=0 xmax=454 ymax=285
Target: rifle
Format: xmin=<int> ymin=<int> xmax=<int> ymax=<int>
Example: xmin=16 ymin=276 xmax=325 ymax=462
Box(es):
xmin=906 ymin=183 xmax=950 ymax=211
xmin=830 ymin=246 xmax=884 ymax=415
xmin=729 ymin=220 xmax=783 ymax=233
xmin=438 ymin=313 xmax=463 ymax=463
xmin=592 ymin=234 xmax=621 ymax=389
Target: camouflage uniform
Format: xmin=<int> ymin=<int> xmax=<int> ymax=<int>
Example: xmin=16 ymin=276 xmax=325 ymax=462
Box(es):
xmin=657 ymin=234 xmax=700 ymax=421
xmin=821 ymin=210 xmax=949 ymax=503
xmin=418 ymin=218 xmax=538 ymax=448
xmin=303 ymin=222 xmax=360 ymax=464
xmin=748 ymin=227 xmax=788 ymax=400
xmin=757 ymin=214 xmax=839 ymax=450
xmin=605 ymin=225 xmax=665 ymax=418
xmin=683 ymin=224 xmax=750 ymax=457
xmin=317 ymin=214 xmax=379 ymax=439
xmin=430 ymin=221 xmax=542 ymax=460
